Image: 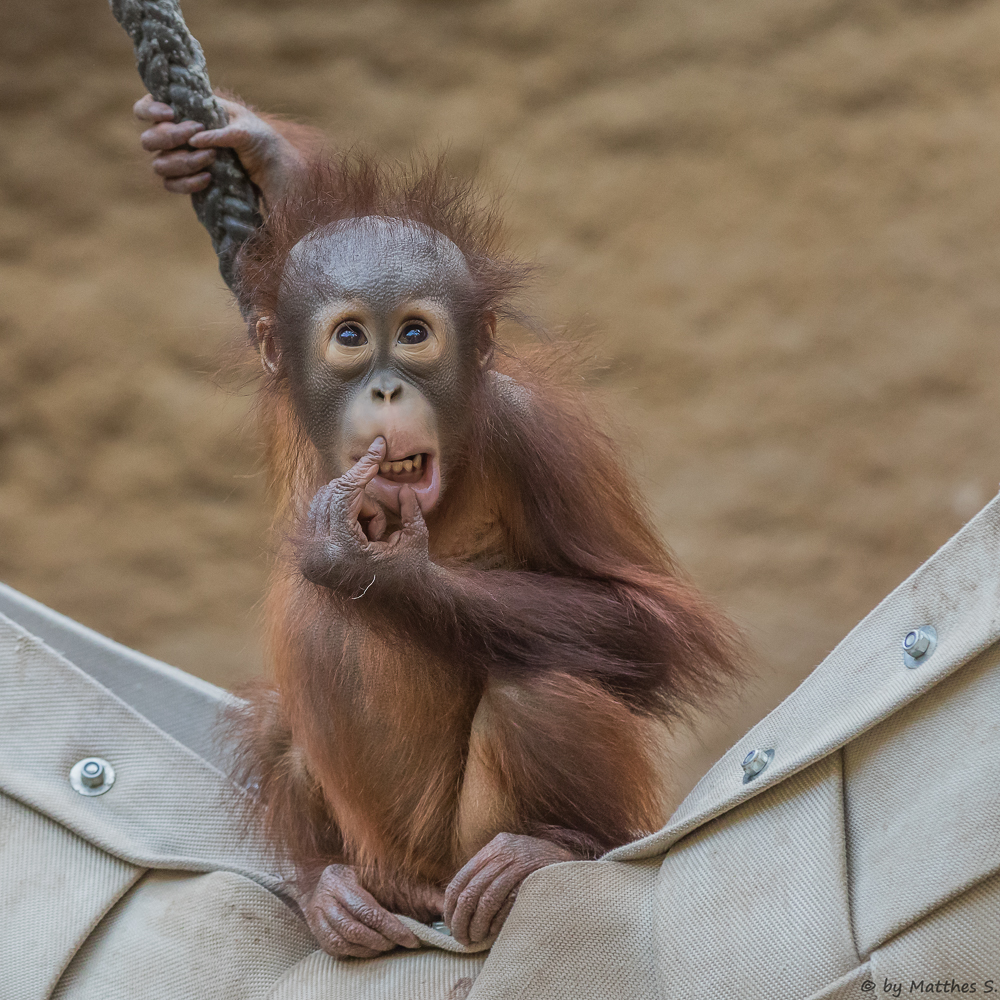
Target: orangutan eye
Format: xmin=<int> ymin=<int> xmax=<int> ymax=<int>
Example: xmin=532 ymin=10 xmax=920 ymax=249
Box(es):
xmin=398 ymin=323 xmax=429 ymax=346
xmin=335 ymin=325 xmax=367 ymax=347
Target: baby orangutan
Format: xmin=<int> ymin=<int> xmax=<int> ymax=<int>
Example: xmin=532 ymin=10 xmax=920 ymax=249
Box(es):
xmin=135 ymin=94 xmax=743 ymax=958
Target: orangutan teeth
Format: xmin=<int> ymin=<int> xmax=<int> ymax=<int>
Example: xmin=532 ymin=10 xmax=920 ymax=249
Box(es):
xmin=377 ymin=454 xmax=426 ymax=477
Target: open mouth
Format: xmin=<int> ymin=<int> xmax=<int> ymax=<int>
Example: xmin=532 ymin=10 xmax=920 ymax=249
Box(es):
xmin=366 ymin=450 xmax=441 ymax=514
xmin=376 ymin=452 xmax=428 ymax=485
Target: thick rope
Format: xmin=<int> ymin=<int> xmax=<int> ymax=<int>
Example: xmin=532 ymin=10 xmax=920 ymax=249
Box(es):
xmin=109 ymin=0 xmax=261 ymax=290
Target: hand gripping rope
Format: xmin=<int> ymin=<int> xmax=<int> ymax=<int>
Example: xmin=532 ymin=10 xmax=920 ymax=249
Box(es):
xmin=109 ymin=0 xmax=262 ymax=291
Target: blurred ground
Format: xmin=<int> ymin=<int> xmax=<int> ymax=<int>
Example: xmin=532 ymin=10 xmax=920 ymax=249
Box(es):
xmin=2 ymin=0 xmax=1000 ymax=742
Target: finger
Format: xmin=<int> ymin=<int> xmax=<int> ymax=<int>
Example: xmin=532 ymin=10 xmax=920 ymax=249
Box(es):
xmin=336 ymin=884 xmax=421 ymax=949
xmin=140 ymin=120 xmax=205 ymax=152
xmin=163 ymin=173 xmax=213 ymax=194
xmin=487 ymin=893 xmax=517 ymax=939
xmin=323 ymin=901 xmax=399 ymax=953
xmin=212 ymin=96 xmax=250 ymax=120
xmin=398 ymin=486 xmax=426 ymax=530
xmin=152 ymin=148 xmax=216 ymax=178
xmin=444 ymin=849 xmax=496 ymax=928
xmin=449 ymin=859 xmax=515 ymax=946
xmin=358 ymin=490 xmax=381 ymax=520
xmin=339 ymin=438 xmax=387 ymax=491
xmin=329 ymin=938 xmax=382 ymax=959
xmin=360 ymin=495 xmax=387 ymax=542
xmin=468 ymin=864 xmax=524 ymax=943
xmin=323 ymin=483 xmax=340 ymax=536
xmin=307 ymin=482 xmax=338 ymax=536
xmin=133 ymin=95 xmax=174 ymax=123
xmin=188 ymin=123 xmax=253 ymax=150
xmin=315 ymin=914 xmax=383 ymax=959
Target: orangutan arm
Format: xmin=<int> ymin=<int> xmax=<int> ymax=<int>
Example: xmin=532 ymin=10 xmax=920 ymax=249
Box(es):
xmin=298 ymin=444 xmax=686 ymax=713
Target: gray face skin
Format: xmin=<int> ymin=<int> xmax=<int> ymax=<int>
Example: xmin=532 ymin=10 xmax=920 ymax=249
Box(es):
xmin=269 ymin=217 xmax=488 ymax=514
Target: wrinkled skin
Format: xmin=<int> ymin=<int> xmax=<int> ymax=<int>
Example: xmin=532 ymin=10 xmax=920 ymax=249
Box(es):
xmin=443 ymin=833 xmax=577 ymax=947
xmin=134 ymin=93 xmax=305 ymax=204
xmin=300 ymin=834 xmax=573 ymax=955
xmin=136 ymin=96 xmax=584 ymax=956
xmin=302 ymin=865 xmax=423 ymax=959
xmin=298 ymin=438 xmax=426 ymax=591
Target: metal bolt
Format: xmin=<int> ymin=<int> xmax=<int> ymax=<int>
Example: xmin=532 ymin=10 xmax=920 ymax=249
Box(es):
xmin=741 ymin=748 xmax=774 ymax=783
xmin=903 ymin=630 xmax=929 ymax=657
xmin=70 ymin=757 xmax=115 ymax=797
xmin=902 ymin=625 xmax=937 ymax=669
xmin=80 ymin=760 xmax=104 ymax=787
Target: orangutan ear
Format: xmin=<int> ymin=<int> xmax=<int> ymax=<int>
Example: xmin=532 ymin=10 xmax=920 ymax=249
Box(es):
xmin=256 ymin=314 xmax=281 ymax=373
xmin=478 ymin=311 xmax=497 ymax=370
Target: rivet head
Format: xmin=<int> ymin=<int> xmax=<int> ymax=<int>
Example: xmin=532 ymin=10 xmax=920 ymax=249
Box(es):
xmin=902 ymin=625 xmax=937 ymax=669
xmin=70 ymin=757 xmax=115 ymax=797
xmin=741 ymin=748 xmax=774 ymax=783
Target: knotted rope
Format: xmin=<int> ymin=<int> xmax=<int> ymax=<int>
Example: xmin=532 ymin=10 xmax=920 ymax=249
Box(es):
xmin=109 ymin=0 xmax=261 ymax=290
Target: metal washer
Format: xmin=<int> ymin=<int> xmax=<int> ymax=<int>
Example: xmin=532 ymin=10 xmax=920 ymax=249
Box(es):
xmin=742 ymin=748 xmax=774 ymax=784
xmin=902 ymin=625 xmax=938 ymax=669
xmin=69 ymin=757 xmax=116 ymax=797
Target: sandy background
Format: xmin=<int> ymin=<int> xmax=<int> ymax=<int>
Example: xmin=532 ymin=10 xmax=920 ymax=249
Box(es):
xmin=3 ymin=0 xmax=1000 ymax=738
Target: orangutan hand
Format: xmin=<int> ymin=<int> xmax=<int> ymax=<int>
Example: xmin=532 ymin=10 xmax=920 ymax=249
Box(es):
xmin=133 ymin=92 xmax=306 ymax=205
xmin=444 ymin=833 xmax=577 ymax=946
xmin=300 ymin=439 xmax=430 ymax=594
xmin=303 ymin=864 xmax=422 ymax=959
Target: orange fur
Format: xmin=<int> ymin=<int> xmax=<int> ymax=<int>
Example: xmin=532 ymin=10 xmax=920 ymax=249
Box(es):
xmin=226 ymin=145 xmax=745 ymax=907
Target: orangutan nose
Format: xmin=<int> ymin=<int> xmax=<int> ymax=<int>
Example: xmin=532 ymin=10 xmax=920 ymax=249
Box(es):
xmin=371 ymin=378 xmax=404 ymax=404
